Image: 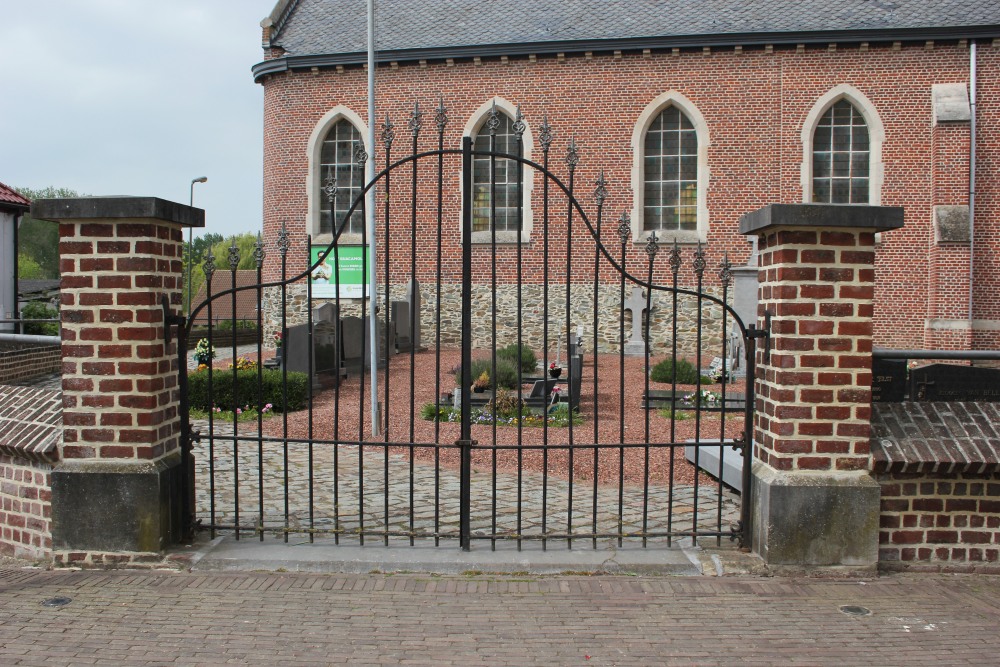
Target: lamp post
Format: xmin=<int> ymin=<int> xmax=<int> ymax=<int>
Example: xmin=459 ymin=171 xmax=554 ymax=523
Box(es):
xmin=187 ymin=176 xmax=207 ymax=315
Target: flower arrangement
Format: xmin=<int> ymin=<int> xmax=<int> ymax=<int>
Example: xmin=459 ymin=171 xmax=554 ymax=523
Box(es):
xmin=227 ymin=356 xmax=257 ymax=371
xmin=681 ymin=389 xmax=722 ymax=407
xmin=273 ymin=331 xmax=283 ymax=348
xmin=549 ymin=361 xmax=562 ymax=378
xmin=193 ymin=338 xmax=215 ymax=366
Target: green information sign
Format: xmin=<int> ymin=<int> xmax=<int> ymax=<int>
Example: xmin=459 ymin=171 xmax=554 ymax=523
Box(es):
xmin=310 ymin=245 xmax=370 ymax=299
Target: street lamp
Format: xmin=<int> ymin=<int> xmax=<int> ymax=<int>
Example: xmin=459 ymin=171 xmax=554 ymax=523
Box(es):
xmin=187 ymin=177 xmax=207 ymax=315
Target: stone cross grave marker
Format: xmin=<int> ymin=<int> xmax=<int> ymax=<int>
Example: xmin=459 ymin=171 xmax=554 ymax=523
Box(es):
xmin=623 ymin=286 xmax=654 ymax=356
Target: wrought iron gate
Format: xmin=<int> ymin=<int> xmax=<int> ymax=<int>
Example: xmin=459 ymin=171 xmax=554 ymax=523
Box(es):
xmin=178 ymin=102 xmax=760 ymax=551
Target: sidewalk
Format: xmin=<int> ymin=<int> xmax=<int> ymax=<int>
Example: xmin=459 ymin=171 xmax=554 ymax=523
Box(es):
xmin=1 ymin=563 xmax=998 ymax=665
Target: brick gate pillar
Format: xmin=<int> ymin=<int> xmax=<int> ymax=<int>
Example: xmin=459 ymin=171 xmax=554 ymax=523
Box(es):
xmin=33 ymin=197 xmax=203 ymax=558
xmin=739 ymin=204 xmax=903 ymax=569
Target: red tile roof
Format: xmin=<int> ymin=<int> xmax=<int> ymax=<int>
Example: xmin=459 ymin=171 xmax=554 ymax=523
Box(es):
xmin=190 ymin=270 xmax=261 ymax=324
xmin=0 ymin=182 xmax=31 ymax=210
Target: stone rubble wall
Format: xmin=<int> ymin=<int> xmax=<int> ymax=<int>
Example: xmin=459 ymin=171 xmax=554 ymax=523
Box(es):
xmin=260 ymin=281 xmax=737 ymax=360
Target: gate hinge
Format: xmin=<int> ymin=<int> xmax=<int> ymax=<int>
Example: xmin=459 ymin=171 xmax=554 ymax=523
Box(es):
xmin=161 ymin=295 xmax=186 ymax=345
xmin=454 ymin=439 xmax=478 ymax=448
xmin=747 ymin=310 xmax=772 ymax=363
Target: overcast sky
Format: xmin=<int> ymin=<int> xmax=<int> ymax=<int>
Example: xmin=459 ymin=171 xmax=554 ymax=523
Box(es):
xmin=5 ymin=0 xmax=276 ymax=239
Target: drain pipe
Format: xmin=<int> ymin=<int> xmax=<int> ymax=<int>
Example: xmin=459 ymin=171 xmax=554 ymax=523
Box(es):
xmin=969 ymin=41 xmax=977 ymax=327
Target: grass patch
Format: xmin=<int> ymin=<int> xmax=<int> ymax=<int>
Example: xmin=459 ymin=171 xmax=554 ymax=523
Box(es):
xmin=189 ymin=403 xmax=278 ymax=423
xmin=657 ymin=407 xmax=695 ymax=420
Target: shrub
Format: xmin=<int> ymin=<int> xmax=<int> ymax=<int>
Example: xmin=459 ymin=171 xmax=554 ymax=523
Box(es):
xmin=215 ymin=319 xmax=257 ymax=331
xmin=21 ymin=301 xmax=58 ymax=336
xmin=455 ymin=357 xmax=520 ymax=390
xmin=496 ymin=343 xmax=537 ymax=374
xmin=488 ymin=390 xmax=524 ymax=420
xmin=650 ymin=357 xmax=708 ymax=385
xmin=187 ymin=368 xmax=308 ymax=413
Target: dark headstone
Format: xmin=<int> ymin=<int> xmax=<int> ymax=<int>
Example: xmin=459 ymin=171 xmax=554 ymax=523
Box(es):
xmin=406 ymin=278 xmax=423 ymax=351
xmin=872 ymin=358 xmax=906 ymax=402
xmin=340 ymin=316 xmax=364 ymax=372
xmin=910 ymin=363 xmax=1000 ymax=402
xmin=392 ymin=301 xmax=411 ymax=352
xmin=284 ymin=323 xmax=311 ymax=374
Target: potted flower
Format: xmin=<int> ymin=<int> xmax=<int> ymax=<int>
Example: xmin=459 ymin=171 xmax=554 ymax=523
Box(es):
xmin=549 ymin=361 xmax=562 ymax=379
xmin=273 ymin=331 xmax=284 ymax=364
xmin=472 ymin=370 xmax=490 ymax=393
xmin=193 ymin=338 xmax=215 ymax=366
xmin=550 ymin=384 xmax=562 ymax=404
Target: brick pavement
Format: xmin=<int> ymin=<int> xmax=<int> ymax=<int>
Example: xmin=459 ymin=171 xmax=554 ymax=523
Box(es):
xmin=1 ymin=565 xmax=999 ymax=666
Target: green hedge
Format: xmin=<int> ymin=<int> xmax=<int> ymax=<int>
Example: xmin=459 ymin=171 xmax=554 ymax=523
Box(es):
xmin=21 ymin=301 xmax=59 ymax=336
xmin=455 ymin=357 xmax=520 ymax=390
xmin=650 ymin=357 xmax=707 ymax=385
xmin=187 ymin=368 xmax=309 ymax=413
xmin=496 ymin=343 xmax=537 ymax=374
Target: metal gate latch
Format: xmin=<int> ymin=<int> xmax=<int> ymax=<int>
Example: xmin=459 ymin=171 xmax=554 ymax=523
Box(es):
xmin=161 ymin=295 xmax=186 ymax=345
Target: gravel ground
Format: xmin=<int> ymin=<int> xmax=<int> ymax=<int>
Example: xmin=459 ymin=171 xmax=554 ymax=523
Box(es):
xmin=229 ymin=348 xmax=749 ymax=489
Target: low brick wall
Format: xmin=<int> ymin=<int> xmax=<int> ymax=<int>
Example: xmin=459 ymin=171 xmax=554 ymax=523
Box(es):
xmin=0 ymin=343 xmax=61 ymax=384
xmin=872 ymin=402 xmax=1000 ymax=572
xmin=0 ymin=386 xmax=61 ymax=561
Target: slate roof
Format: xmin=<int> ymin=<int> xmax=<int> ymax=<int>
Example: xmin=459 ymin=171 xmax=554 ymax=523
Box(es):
xmin=0 ymin=182 xmax=30 ymax=212
xmin=0 ymin=385 xmax=61 ymax=462
xmin=265 ymin=0 xmax=1000 ymax=59
xmin=870 ymin=402 xmax=1000 ymax=474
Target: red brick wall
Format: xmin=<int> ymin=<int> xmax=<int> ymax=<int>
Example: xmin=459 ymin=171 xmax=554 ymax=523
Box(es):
xmin=259 ymin=41 xmax=999 ymax=351
xmin=879 ymin=471 xmax=1000 ymax=572
xmin=0 ymin=344 xmax=60 ymax=384
xmin=0 ymin=455 xmax=52 ymax=561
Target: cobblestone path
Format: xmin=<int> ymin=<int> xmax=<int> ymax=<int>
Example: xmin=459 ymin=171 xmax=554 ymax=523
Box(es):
xmin=192 ymin=420 xmax=740 ymax=547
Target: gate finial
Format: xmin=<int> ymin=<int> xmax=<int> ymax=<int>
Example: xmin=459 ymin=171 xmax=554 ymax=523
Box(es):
xmin=565 ymin=137 xmax=580 ymax=171
xmin=409 ymin=100 xmax=423 ymax=137
xmin=512 ymin=104 xmax=526 ymax=140
xmin=486 ymin=99 xmax=500 ymax=135
xmin=435 ymin=95 xmax=448 ymax=134
xmin=381 ymin=114 xmax=395 ymax=150
xmin=719 ymin=252 xmax=733 ymax=287
xmin=227 ymin=237 xmax=241 ymax=272
xmin=692 ymin=241 xmax=707 ymax=276
xmin=276 ymin=221 xmax=291 ymax=257
xmin=594 ymin=171 xmax=608 ymax=206
xmin=253 ymin=232 xmax=266 ymax=269
xmin=203 ymin=251 xmax=216 ymax=280
xmin=616 ymin=211 xmax=631 ymax=245
xmin=668 ymin=238 xmax=682 ymax=275
xmin=644 ymin=230 xmax=660 ymax=260
xmin=323 ymin=170 xmax=338 ymax=206
xmin=539 ymin=113 xmax=553 ymax=153
xmin=354 ymin=141 xmax=368 ymax=167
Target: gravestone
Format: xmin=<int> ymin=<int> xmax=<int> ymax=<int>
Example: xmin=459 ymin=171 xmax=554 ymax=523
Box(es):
xmin=312 ymin=304 xmax=341 ymax=379
xmin=283 ymin=323 xmax=311 ymax=375
xmin=623 ymin=286 xmax=654 ymax=356
xmin=340 ymin=316 xmax=365 ymax=373
xmin=909 ymin=363 xmax=1000 ymax=402
xmin=406 ymin=278 xmax=423 ymax=351
xmin=871 ymin=358 xmax=906 ymax=402
xmin=362 ymin=315 xmax=390 ymax=370
xmin=684 ymin=440 xmax=744 ymax=492
xmin=391 ymin=301 xmax=411 ymax=352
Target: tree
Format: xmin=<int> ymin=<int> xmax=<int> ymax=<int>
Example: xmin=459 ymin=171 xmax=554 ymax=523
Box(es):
xmin=14 ymin=186 xmax=84 ymax=280
xmin=17 ymin=253 xmax=45 ymax=280
xmin=185 ymin=233 xmax=262 ymax=311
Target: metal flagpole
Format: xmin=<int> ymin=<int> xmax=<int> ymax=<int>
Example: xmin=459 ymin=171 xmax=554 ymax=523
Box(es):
xmin=366 ymin=0 xmax=380 ymax=436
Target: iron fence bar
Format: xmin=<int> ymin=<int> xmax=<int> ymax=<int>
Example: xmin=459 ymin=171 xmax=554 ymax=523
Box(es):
xmin=668 ymin=240 xmax=680 ymax=546
xmin=383 ymin=120 xmax=394 ymax=547
xmin=692 ymin=243 xmax=706 ymax=544
xmin=873 ymin=348 xmax=1000 ymax=360
xmin=564 ymin=139 xmax=577 ymax=550
xmin=434 ymin=108 xmax=445 ymax=547
xmin=357 ymin=144 xmax=368 ymax=547
xmin=205 ymin=267 xmax=216 ymax=539
xmin=717 ymin=255 xmax=732 ymax=545
xmin=306 ymin=238 xmax=315 ymax=543
xmin=642 ymin=240 xmax=655 ymax=548
xmin=255 ymin=241 xmax=266 ymax=542
xmin=228 ymin=241 xmax=241 ymax=541
xmin=459 ymin=136 xmax=474 ymax=551
xmin=617 ymin=221 xmax=628 ymax=548
xmin=490 ymin=121 xmax=499 ymax=551
xmin=409 ymin=109 xmax=420 ymax=547
xmin=591 ymin=174 xmax=605 ymax=549
xmin=332 ymin=227 xmax=342 ymax=545
xmin=197 ymin=433 xmax=715 ymax=450
xmin=515 ymin=112 xmax=525 ymax=552
xmin=177 ymin=323 xmax=194 ymax=540
xmin=540 ymin=117 xmax=552 ymax=552
xmin=741 ymin=328 xmax=758 ymax=548
xmin=280 ymin=229 xmax=290 ymax=543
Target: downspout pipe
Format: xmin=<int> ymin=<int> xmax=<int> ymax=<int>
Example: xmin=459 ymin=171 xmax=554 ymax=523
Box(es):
xmin=969 ymin=41 xmax=977 ymax=328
